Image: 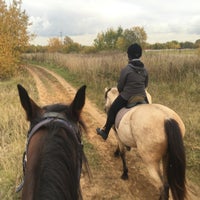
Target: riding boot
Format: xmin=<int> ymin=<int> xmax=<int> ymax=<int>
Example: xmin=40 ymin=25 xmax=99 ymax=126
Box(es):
xmin=96 ymin=127 xmax=108 ymax=140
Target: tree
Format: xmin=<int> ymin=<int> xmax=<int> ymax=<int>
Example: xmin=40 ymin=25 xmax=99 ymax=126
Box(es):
xmin=63 ymin=36 xmax=73 ymax=46
xmin=180 ymin=41 xmax=195 ymax=49
xmin=123 ymin=26 xmax=147 ymax=50
xmin=64 ymin=42 xmax=82 ymax=53
xmin=166 ymin=41 xmax=180 ymax=49
xmin=194 ymin=39 xmax=200 ymax=48
xmin=93 ymin=26 xmax=147 ymax=51
xmin=116 ymin=36 xmax=126 ymax=50
xmin=62 ymin=36 xmax=82 ymax=53
xmin=93 ymin=32 xmax=106 ymax=50
xmin=0 ymin=0 xmax=31 ymax=79
xmin=47 ymin=37 xmax=62 ymax=52
xmin=93 ymin=26 xmax=123 ymax=50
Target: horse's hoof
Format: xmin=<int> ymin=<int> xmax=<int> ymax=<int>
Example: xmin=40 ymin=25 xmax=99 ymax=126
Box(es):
xmin=126 ymin=146 xmax=131 ymax=151
xmin=114 ymin=151 xmax=120 ymax=157
xmin=121 ymin=173 xmax=128 ymax=180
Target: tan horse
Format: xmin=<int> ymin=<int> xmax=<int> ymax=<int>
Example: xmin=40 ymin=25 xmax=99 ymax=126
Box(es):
xmin=104 ymin=87 xmax=186 ymax=200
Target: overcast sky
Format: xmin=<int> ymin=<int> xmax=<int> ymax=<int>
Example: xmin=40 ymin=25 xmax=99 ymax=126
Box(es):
xmin=6 ymin=0 xmax=200 ymax=45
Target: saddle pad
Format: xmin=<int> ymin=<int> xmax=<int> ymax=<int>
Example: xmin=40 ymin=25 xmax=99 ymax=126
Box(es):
xmin=115 ymin=107 xmax=131 ymax=129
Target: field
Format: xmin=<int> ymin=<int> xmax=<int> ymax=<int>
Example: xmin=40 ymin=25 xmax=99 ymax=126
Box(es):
xmin=0 ymin=50 xmax=200 ymax=199
xmin=0 ymin=71 xmax=37 ymax=199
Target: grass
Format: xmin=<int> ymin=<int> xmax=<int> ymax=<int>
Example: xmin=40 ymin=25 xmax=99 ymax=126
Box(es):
xmin=82 ymin=137 xmax=102 ymax=171
xmin=23 ymin=49 xmax=200 ymax=185
xmin=0 ymin=50 xmax=199 ymax=199
xmin=0 ymin=70 xmax=38 ymax=199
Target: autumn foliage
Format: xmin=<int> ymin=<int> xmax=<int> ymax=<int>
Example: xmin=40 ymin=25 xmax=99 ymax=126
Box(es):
xmin=0 ymin=0 xmax=30 ymax=79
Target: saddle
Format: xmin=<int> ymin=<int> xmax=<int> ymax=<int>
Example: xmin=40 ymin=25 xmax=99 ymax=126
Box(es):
xmin=126 ymin=95 xmax=147 ymax=108
xmin=115 ymin=95 xmax=147 ymax=129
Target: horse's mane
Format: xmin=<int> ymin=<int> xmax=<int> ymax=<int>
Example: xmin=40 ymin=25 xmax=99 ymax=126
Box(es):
xmin=33 ymin=103 xmax=88 ymax=199
xmin=34 ymin=122 xmax=81 ymax=200
xmin=18 ymin=85 xmax=89 ymax=199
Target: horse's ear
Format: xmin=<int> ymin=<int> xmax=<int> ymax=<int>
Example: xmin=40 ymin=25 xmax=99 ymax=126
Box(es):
xmin=17 ymin=84 xmax=41 ymax=121
xmin=70 ymin=85 xmax=86 ymax=121
xmin=145 ymin=89 xmax=152 ymax=104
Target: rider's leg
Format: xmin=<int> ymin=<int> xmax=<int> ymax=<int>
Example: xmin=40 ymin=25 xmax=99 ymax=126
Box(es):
xmin=97 ymin=95 xmax=127 ymax=140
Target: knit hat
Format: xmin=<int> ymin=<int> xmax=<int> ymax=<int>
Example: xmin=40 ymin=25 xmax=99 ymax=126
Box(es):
xmin=127 ymin=43 xmax=142 ymax=59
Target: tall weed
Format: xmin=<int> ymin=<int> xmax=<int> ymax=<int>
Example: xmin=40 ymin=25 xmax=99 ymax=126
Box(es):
xmin=0 ymin=71 xmax=37 ymax=199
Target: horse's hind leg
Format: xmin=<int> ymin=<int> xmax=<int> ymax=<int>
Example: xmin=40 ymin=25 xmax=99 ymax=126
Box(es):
xmin=119 ymin=146 xmax=128 ymax=180
xmin=144 ymin=161 xmax=167 ymax=199
xmin=114 ymin=145 xmax=120 ymax=157
xmin=115 ymin=134 xmax=128 ymax=179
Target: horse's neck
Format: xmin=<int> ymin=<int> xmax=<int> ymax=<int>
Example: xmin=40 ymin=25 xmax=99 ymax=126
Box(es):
xmin=22 ymin=126 xmax=81 ymax=199
xmin=21 ymin=129 xmax=46 ymax=199
xmin=35 ymin=129 xmax=80 ymax=199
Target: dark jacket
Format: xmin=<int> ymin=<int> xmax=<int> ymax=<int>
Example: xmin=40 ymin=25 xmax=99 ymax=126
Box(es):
xmin=117 ymin=59 xmax=148 ymax=100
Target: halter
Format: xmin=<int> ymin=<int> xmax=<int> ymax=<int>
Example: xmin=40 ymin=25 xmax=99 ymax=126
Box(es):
xmin=16 ymin=112 xmax=83 ymax=193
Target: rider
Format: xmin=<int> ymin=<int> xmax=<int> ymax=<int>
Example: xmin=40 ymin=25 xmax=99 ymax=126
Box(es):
xmin=96 ymin=43 xmax=149 ymax=140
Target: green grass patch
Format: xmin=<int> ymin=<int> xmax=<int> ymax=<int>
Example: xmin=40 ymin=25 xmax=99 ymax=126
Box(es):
xmin=82 ymin=136 xmax=101 ymax=170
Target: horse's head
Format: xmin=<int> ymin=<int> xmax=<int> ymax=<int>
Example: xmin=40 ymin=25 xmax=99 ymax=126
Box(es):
xmin=17 ymin=84 xmax=87 ymax=199
xmin=17 ymin=84 xmax=86 ymax=126
xmin=104 ymin=87 xmax=119 ymax=113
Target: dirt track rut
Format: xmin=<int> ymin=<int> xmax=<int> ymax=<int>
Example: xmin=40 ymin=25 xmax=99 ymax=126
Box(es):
xmin=26 ymin=65 xmax=199 ymax=200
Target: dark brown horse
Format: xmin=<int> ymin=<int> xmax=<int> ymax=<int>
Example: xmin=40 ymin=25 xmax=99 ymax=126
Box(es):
xmin=16 ymin=84 xmax=88 ymax=200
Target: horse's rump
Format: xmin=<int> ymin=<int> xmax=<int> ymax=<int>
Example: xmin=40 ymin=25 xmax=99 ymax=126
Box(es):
xmin=116 ymin=104 xmax=185 ymax=150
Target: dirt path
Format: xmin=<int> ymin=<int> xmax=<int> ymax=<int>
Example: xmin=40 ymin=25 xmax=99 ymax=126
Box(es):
xmin=27 ymin=65 xmax=199 ymax=200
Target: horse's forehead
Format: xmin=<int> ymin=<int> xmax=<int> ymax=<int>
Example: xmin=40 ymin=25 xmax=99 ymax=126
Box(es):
xmin=44 ymin=104 xmax=68 ymax=112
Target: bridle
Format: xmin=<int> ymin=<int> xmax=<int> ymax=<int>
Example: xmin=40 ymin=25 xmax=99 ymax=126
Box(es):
xmin=16 ymin=112 xmax=83 ymax=193
xmin=104 ymin=88 xmax=111 ymax=99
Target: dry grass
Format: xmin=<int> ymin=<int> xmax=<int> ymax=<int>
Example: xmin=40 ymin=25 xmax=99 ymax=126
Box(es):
xmin=0 ymin=72 xmax=37 ymax=199
xmin=24 ymin=50 xmax=200 ymax=184
xmin=1 ymin=50 xmax=199 ymax=199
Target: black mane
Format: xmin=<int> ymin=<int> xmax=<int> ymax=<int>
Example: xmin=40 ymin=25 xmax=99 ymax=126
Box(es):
xmin=18 ymin=84 xmax=88 ymax=200
xmin=34 ymin=122 xmax=82 ymax=199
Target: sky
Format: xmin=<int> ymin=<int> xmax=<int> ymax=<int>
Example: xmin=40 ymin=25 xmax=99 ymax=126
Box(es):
xmin=6 ymin=0 xmax=200 ymax=45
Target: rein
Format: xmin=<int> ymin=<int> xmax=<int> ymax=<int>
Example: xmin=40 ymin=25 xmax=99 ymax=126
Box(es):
xmin=16 ymin=112 xmax=83 ymax=193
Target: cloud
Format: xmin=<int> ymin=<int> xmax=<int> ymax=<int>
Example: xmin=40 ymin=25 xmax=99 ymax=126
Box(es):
xmin=27 ymin=3 xmax=106 ymax=37
xmin=21 ymin=0 xmax=200 ymax=45
xmin=29 ymin=16 xmax=51 ymax=35
xmin=188 ymin=17 xmax=200 ymax=34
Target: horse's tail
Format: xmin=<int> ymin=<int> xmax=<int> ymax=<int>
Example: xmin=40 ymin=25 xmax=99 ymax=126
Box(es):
xmin=164 ymin=118 xmax=186 ymax=200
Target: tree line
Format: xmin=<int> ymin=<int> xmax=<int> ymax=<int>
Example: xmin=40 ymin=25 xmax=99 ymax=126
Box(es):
xmin=26 ymin=29 xmax=200 ymax=54
xmin=1 ymin=0 xmax=200 ymax=79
